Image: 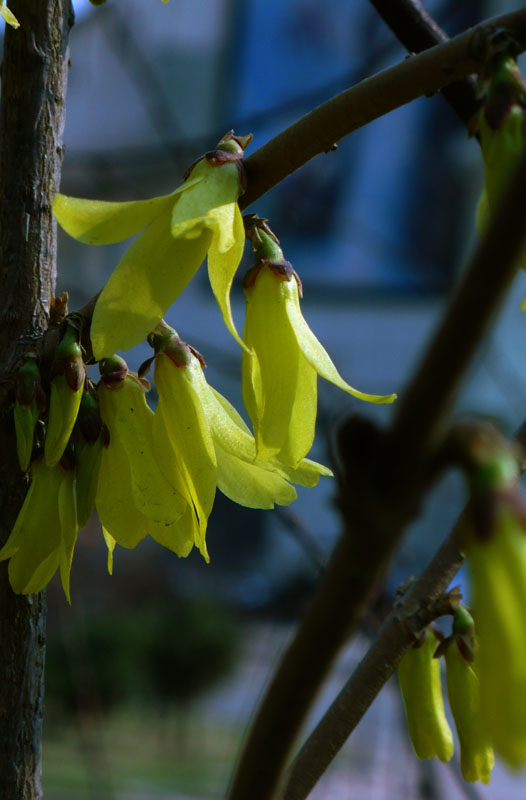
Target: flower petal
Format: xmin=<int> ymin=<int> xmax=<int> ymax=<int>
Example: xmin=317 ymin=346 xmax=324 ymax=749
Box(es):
xmin=1 ymin=6 xmax=20 ymax=28
xmin=96 ymin=435 xmax=149 ymax=549
xmin=208 ymin=203 xmax=248 ymax=350
xmin=98 ymin=376 xmax=187 ymax=527
xmin=216 ymin=443 xmax=297 ymax=509
xmin=1 ymin=461 xmax=62 ymax=594
xmin=53 ymin=192 xmax=174 ymax=245
xmin=171 ymin=159 xmax=240 ymax=252
xmin=102 ymin=527 xmax=116 ymax=574
xmin=91 ymin=208 xmax=212 ymax=359
xmin=58 ymin=469 xmax=78 ymax=604
xmin=153 ymin=355 xmax=217 ymax=558
xmin=284 ymin=280 xmax=397 ymax=404
xmin=243 ymin=270 xmax=318 ymax=463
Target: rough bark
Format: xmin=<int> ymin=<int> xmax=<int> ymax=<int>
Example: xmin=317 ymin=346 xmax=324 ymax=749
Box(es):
xmin=0 ymin=2 xmax=73 ymax=798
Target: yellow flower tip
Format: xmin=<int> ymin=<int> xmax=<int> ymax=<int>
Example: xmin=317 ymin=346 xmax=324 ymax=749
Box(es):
xmin=1 ymin=5 xmax=20 ymax=28
xmin=521 ymin=294 xmax=526 ymax=312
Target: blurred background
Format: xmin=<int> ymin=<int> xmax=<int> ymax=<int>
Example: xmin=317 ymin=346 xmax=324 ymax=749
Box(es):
xmin=9 ymin=0 xmax=526 ymax=797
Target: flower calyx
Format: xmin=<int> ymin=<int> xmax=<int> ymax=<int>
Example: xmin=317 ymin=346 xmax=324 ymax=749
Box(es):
xmin=243 ymin=215 xmax=302 ymax=294
xmin=184 ymin=130 xmax=253 ymax=194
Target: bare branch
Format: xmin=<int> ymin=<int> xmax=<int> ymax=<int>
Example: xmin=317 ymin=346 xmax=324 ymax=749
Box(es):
xmin=240 ymin=9 xmax=526 ymax=210
xmin=227 ymin=155 xmax=526 ymax=800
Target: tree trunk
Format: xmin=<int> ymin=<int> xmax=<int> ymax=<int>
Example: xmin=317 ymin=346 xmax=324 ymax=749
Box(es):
xmin=0 ymin=2 xmax=73 ymax=797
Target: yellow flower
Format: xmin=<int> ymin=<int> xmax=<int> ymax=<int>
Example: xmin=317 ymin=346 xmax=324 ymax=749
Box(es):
xmin=13 ymin=354 xmax=44 ymax=472
xmin=95 ymin=356 xmax=190 ymax=557
xmin=147 ymin=326 xmax=332 ymax=560
xmin=467 ymin=508 xmax=526 ymax=768
xmin=444 ymin=607 xmax=494 ymax=785
xmin=398 ymin=628 xmax=454 ymax=763
xmin=241 ymin=220 xmax=396 ymax=466
xmin=53 ymin=132 xmax=251 ymax=359
xmin=0 ymin=458 xmax=78 ymax=602
xmin=1 ymin=2 xmax=20 ymax=29
xmin=45 ymin=323 xmax=86 ymax=467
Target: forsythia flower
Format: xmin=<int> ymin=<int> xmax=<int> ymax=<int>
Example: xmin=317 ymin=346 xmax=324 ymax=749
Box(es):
xmin=398 ymin=627 xmax=454 ymax=763
xmin=147 ymin=325 xmax=332 ymax=559
xmin=45 ymin=323 xmax=86 ymax=467
xmin=1 ymin=2 xmax=19 ymax=29
xmin=96 ymin=357 xmax=190 ymax=556
xmin=444 ymin=607 xmax=494 ymax=785
xmin=0 ymin=458 xmax=77 ymax=602
xmin=13 ymin=354 xmax=45 ymax=472
xmin=467 ymin=507 xmax=526 ymax=768
xmin=53 ymin=131 xmax=251 ymax=359
xmin=242 ymin=219 xmax=396 ymax=466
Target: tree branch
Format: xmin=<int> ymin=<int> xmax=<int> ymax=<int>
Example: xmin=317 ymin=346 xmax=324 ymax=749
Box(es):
xmin=367 ymin=0 xmax=480 ymax=126
xmin=283 ymin=515 xmax=467 ymax=800
xmin=226 ymin=154 xmax=526 ymax=800
xmin=0 ymin=2 xmax=73 ymax=798
xmin=240 ymin=9 xmax=526 ymax=210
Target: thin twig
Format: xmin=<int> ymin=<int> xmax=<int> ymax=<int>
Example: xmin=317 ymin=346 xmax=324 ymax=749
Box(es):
xmin=367 ymin=0 xmax=480 ymax=126
xmin=240 ymin=9 xmax=526 ymax=210
xmin=283 ymin=412 xmax=526 ymax=799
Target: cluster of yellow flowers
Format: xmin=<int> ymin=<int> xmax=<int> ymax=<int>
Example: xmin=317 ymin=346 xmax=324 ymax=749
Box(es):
xmin=2 ymin=131 xmax=395 ymax=600
xmin=399 ymin=442 xmax=526 ymax=781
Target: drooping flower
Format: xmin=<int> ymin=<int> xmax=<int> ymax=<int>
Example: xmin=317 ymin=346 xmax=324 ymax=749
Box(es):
xmin=398 ymin=627 xmax=454 ymax=763
xmin=444 ymin=606 xmax=494 ymax=785
xmin=13 ymin=353 xmax=45 ymax=472
xmin=45 ymin=322 xmax=86 ymax=467
xmin=1 ymin=2 xmax=20 ymax=29
xmin=0 ymin=456 xmax=78 ymax=602
xmin=146 ymin=325 xmax=332 ymax=559
xmin=466 ymin=508 xmax=526 ymax=768
xmin=53 ymin=131 xmax=251 ymax=359
xmin=462 ymin=438 xmax=526 ymax=769
xmin=95 ymin=356 xmax=191 ymax=557
xmin=241 ymin=218 xmax=397 ymax=466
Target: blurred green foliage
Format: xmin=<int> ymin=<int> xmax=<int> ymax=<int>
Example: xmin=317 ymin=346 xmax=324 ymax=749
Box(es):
xmin=45 ymin=595 xmax=239 ymax=713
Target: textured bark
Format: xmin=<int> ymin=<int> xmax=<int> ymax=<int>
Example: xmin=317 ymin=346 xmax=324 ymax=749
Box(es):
xmin=0 ymin=2 xmax=73 ymax=798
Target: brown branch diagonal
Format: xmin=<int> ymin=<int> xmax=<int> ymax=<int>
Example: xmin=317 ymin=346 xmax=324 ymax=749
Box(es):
xmin=226 ymin=149 xmax=526 ymax=800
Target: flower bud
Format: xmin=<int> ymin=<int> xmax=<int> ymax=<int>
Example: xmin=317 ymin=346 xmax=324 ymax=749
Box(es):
xmin=398 ymin=628 xmax=454 ymax=762
xmin=445 ymin=608 xmax=494 ymax=784
xmin=45 ymin=325 xmax=86 ymax=467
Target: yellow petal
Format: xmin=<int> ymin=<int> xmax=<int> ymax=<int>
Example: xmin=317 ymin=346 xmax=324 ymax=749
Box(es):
xmin=216 ymin=443 xmax=297 ymax=508
xmin=91 ymin=208 xmax=212 ymax=359
xmin=284 ymin=280 xmax=397 ymax=404
xmin=98 ymin=376 xmax=187 ymax=527
xmin=243 ymin=269 xmax=317 ymax=463
xmin=153 ymin=356 xmax=216 ymax=553
xmin=276 ymin=456 xmax=333 ymax=488
xmin=208 ymin=203 xmax=248 ymax=350
xmin=96 ymin=434 xmax=149 ymax=549
xmin=45 ymin=373 xmax=85 ymax=467
xmin=1 ymin=6 xmax=20 ymax=28
xmin=102 ymin=527 xmax=116 ymax=574
xmin=58 ymin=470 xmax=78 ymax=604
xmin=53 ymin=192 xmax=174 ymax=245
xmin=171 ymin=159 xmax=240 ymax=251
xmin=1 ymin=461 xmax=63 ymax=594
xmin=14 ymin=400 xmax=38 ymax=472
